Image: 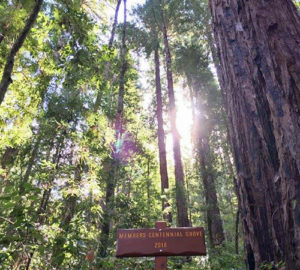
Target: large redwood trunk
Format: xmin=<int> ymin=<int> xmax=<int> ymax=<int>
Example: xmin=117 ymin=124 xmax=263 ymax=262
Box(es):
xmin=209 ymin=0 xmax=300 ymax=269
xmin=154 ymin=45 xmax=171 ymax=222
xmin=160 ymin=2 xmax=190 ymax=227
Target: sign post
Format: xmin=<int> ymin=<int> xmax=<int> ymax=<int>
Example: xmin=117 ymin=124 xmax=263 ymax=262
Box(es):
xmin=116 ymin=221 xmax=206 ymax=270
xmin=155 ymin=221 xmax=167 ymax=270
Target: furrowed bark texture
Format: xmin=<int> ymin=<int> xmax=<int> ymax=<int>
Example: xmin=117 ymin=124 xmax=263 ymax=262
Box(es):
xmin=160 ymin=0 xmax=190 ymax=227
xmin=0 ymin=0 xmax=43 ymax=105
xmin=209 ymin=0 xmax=300 ymax=269
xmin=154 ymin=45 xmax=171 ymax=222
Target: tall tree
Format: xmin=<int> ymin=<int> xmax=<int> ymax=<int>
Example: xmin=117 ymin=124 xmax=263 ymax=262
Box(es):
xmin=175 ymin=41 xmax=225 ymax=247
xmin=197 ymin=130 xmax=225 ymax=248
xmin=0 ymin=0 xmax=43 ymax=105
xmin=209 ymin=0 xmax=300 ymax=268
xmin=154 ymin=42 xmax=171 ymax=222
xmin=98 ymin=0 xmax=128 ymax=259
xmin=131 ymin=2 xmax=172 ymax=222
xmin=159 ymin=0 xmax=190 ymax=227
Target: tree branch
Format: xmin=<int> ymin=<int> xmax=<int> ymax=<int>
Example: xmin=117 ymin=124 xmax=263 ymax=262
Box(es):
xmin=0 ymin=0 xmax=44 ymax=105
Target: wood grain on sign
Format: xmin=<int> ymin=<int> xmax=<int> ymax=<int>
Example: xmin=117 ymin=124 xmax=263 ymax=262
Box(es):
xmin=116 ymin=227 xmax=206 ymax=257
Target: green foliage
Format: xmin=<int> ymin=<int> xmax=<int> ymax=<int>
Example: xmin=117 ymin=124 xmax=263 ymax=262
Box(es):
xmin=259 ymin=261 xmax=286 ymax=270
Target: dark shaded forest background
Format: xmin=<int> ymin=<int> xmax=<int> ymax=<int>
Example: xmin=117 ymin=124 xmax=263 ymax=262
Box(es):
xmin=0 ymin=0 xmax=299 ymax=269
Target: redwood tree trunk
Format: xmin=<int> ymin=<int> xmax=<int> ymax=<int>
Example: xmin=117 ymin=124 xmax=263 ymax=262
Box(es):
xmin=209 ymin=0 xmax=300 ymax=269
xmin=154 ymin=44 xmax=171 ymax=223
xmin=160 ymin=0 xmax=190 ymax=227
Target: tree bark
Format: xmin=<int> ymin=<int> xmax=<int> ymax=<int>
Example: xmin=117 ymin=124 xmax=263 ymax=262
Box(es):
xmin=0 ymin=0 xmax=43 ymax=105
xmin=159 ymin=0 xmax=190 ymax=227
xmin=154 ymin=44 xmax=172 ymax=223
xmin=209 ymin=0 xmax=300 ymax=268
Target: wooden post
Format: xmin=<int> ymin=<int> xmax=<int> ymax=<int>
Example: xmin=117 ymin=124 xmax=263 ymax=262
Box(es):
xmin=155 ymin=221 xmax=167 ymax=270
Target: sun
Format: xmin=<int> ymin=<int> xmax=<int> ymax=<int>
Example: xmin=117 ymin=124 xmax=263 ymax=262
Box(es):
xmin=165 ymin=86 xmax=194 ymax=160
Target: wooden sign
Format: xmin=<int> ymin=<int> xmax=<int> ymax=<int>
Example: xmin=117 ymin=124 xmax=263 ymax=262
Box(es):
xmin=116 ymin=221 xmax=206 ymax=269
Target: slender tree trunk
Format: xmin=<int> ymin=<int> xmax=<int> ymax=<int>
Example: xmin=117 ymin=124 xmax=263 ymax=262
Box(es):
xmin=115 ymin=0 xmax=127 ymax=138
xmin=94 ymin=0 xmax=122 ymax=112
xmin=185 ymin=166 xmax=192 ymax=226
xmin=98 ymin=161 xmax=118 ymax=258
xmin=209 ymin=0 xmax=300 ymax=268
xmin=197 ymin=134 xmax=225 ymax=247
xmin=159 ymin=0 xmax=189 ymax=227
xmin=188 ymin=76 xmax=225 ymax=247
xmin=0 ymin=147 xmax=19 ymax=192
xmin=108 ymin=0 xmax=122 ymax=49
xmin=0 ymin=0 xmax=43 ymax=105
xmin=154 ymin=44 xmax=172 ymax=223
xmin=98 ymin=0 xmax=127 ymax=259
xmin=1 ymin=147 xmax=18 ymax=170
xmin=147 ymin=158 xmax=151 ymax=209
xmin=20 ymin=136 xmax=42 ymax=195
xmin=235 ymin=209 xmax=240 ymax=255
